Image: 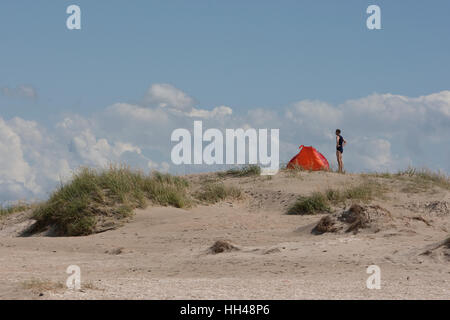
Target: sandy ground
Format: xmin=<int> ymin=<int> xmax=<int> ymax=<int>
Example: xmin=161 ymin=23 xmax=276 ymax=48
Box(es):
xmin=0 ymin=170 xmax=449 ymax=299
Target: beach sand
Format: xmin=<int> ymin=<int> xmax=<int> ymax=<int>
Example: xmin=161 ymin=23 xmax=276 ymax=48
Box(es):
xmin=0 ymin=170 xmax=448 ymax=299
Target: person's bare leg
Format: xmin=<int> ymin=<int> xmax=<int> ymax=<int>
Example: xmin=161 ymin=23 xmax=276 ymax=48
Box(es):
xmin=336 ymin=151 xmax=341 ymax=172
xmin=339 ymin=152 xmax=344 ymax=173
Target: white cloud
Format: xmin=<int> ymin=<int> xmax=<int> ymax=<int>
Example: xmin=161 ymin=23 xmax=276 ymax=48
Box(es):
xmin=106 ymin=103 xmax=169 ymax=124
xmin=346 ymin=137 xmax=408 ymax=171
xmin=143 ymin=83 xmax=232 ymax=119
xmin=286 ymin=100 xmax=342 ymax=126
xmin=148 ymin=160 xmax=170 ymax=173
xmin=0 ymin=84 xmax=449 ymax=202
xmin=183 ymin=105 xmax=233 ymax=118
xmin=67 ymin=128 xmax=144 ymax=169
xmin=281 ymin=90 xmax=450 ymax=172
xmin=0 ymin=118 xmax=35 ymax=191
xmin=0 ymin=115 xmax=145 ymax=201
xmin=144 ymin=83 xmax=195 ymax=110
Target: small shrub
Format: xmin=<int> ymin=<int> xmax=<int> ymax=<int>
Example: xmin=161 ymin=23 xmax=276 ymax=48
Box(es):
xmin=288 ymin=179 xmax=384 ymax=215
xmin=287 ymin=192 xmax=330 ymax=215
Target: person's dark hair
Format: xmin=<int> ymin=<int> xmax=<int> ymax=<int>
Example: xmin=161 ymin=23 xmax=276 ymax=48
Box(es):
xmin=336 ymin=129 xmax=341 ymax=135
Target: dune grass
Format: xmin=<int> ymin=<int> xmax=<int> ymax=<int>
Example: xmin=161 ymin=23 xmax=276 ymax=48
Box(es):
xmin=19 ymin=164 xmax=449 ymax=235
xmin=325 ymin=180 xmax=384 ymax=203
xmin=397 ymin=167 xmax=450 ymax=191
xmin=287 ymin=179 xmax=385 ymax=215
xmin=219 ymin=165 xmax=261 ymax=178
xmin=194 ymin=182 xmax=242 ymax=204
xmin=30 ymin=165 xmax=191 ymax=236
xmin=363 ymin=167 xmax=450 ymax=192
xmin=287 ymin=192 xmax=330 ymax=215
xmin=0 ymin=202 xmax=31 ymax=219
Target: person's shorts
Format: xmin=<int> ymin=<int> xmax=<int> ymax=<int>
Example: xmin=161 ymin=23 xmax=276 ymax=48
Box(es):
xmin=337 ymin=147 xmax=343 ymax=153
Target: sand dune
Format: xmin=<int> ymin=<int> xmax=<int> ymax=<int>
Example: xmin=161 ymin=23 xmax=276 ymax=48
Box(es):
xmin=0 ymin=170 xmax=449 ymax=299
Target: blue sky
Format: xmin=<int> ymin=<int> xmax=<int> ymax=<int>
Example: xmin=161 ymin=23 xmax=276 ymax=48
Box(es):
xmin=2 ymin=0 xmax=450 ymax=119
xmin=0 ymin=1 xmax=450 ymax=201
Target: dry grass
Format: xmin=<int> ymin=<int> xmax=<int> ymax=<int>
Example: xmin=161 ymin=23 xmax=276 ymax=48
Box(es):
xmin=22 ymin=279 xmax=65 ymax=293
xmin=344 ymin=204 xmax=369 ymax=233
xmin=0 ymin=201 xmax=32 ymax=219
xmin=312 ymin=215 xmax=338 ymax=234
xmin=281 ymin=165 xmax=306 ymax=179
xmin=312 ymin=204 xmax=392 ymax=235
xmin=398 ymin=168 xmax=450 ymax=192
xmin=209 ymin=240 xmax=239 ymax=254
xmin=363 ymin=167 xmax=450 ymax=192
xmin=218 ymin=165 xmax=261 ymax=178
xmin=325 ymin=179 xmax=385 ymax=203
xmin=22 ymin=279 xmax=102 ymax=293
xmin=282 ymin=164 xmax=312 ymax=175
xmin=194 ymin=182 xmax=242 ymax=204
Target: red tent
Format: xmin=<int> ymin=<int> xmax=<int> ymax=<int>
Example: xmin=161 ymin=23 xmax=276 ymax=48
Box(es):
xmin=287 ymin=145 xmax=329 ymax=171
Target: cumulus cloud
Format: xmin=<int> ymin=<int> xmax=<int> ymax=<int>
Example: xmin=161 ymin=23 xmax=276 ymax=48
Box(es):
xmin=286 ymin=100 xmax=342 ymax=127
xmin=282 ymin=90 xmax=450 ymax=171
xmin=145 ymin=83 xmax=195 ymax=110
xmin=106 ymin=103 xmax=169 ymax=124
xmin=70 ymin=129 xmax=142 ymax=167
xmin=0 ymin=83 xmax=449 ymax=202
xmin=346 ymin=137 xmax=409 ymax=172
xmin=148 ymin=160 xmax=170 ymax=173
xmin=0 ymin=115 xmax=145 ymax=202
xmin=142 ymin=83 xmax=232 ymax=119
xmin=0 ymin=118 xmax=36 ymax=193
xmin=183 ymin=105 xmax=232 ymax=118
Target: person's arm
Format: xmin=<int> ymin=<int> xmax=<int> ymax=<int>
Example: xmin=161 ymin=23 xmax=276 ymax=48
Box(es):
xmin=343 ymin=139 xmax=347 ymax=146
xmin=336 ymin=136 xmax=339 ymax=147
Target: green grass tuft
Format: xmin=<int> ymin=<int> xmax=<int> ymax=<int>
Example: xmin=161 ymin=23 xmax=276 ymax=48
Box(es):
xmin=287 ymin=192 xmax=330 ymax=215
xmin=288 ymin=179 xmax=385 ymax=215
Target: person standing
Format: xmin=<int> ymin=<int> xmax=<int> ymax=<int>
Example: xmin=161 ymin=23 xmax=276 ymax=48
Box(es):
xmin=335 ymin=129 xmax=346 ymax=173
